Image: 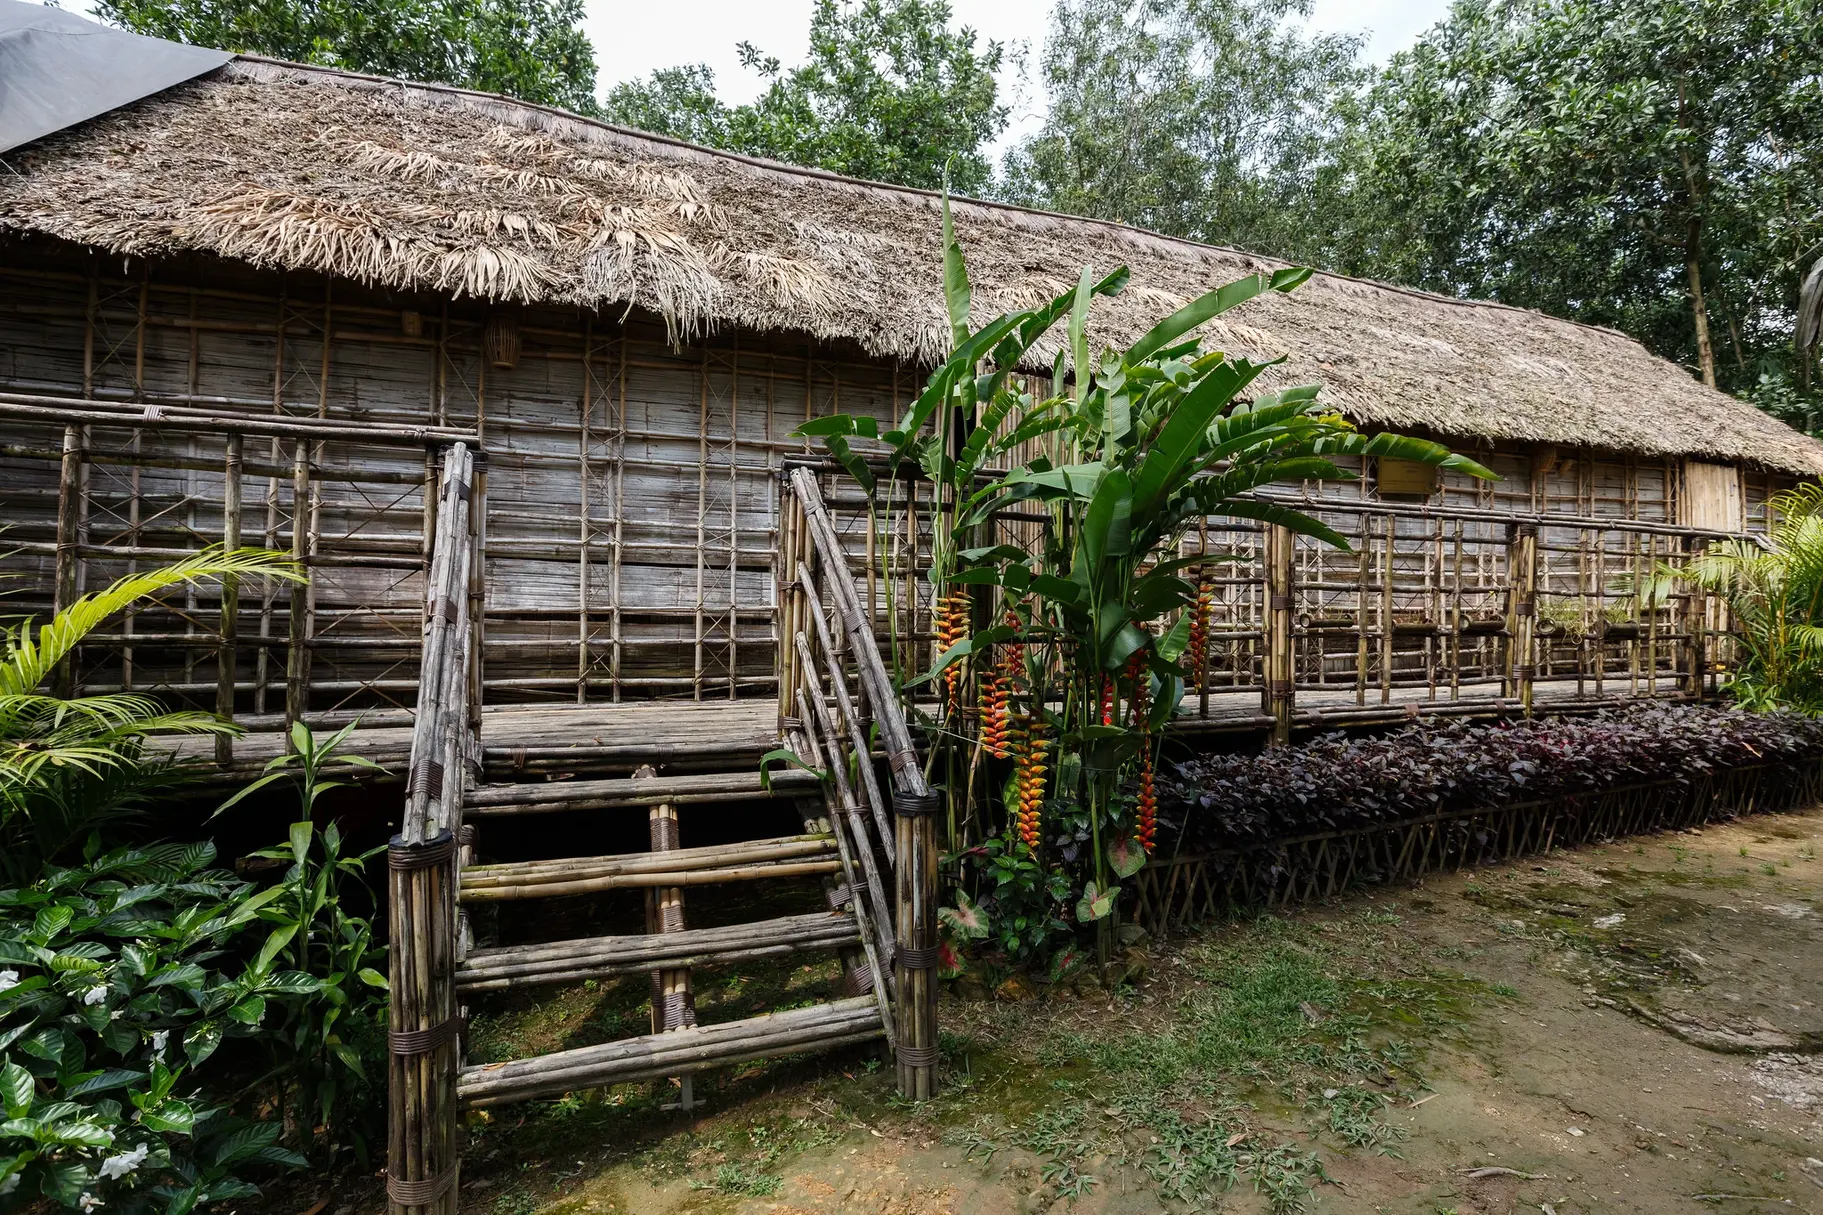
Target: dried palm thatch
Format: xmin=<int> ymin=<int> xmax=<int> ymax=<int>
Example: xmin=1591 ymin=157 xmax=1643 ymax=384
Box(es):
xmin=3 ymin=56 xmax=1821 ymax=475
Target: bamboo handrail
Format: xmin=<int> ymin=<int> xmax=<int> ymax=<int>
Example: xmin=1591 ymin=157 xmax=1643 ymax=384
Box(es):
xmin=781 ymin=466 xmax=937 ymax=1100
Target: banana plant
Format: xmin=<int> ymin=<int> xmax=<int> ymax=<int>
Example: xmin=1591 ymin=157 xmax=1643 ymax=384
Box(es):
xmin=797 ymin=195 xmax=1494 ymax=966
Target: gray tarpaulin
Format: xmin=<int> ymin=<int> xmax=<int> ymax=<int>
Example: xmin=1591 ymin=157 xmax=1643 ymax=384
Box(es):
xmin=0 ymin=0 xmax=230 ymax=154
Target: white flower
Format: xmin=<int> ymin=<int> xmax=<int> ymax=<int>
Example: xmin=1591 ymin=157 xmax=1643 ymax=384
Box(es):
xmin=150 ymin=1031 xmax=168 ymax=1055
xmin=0 ymin=970 xmax=17 ymax=994
xmin=79 ymin=1193 xmax=104 ymax=1213
xmin=83 ymin=985 xmax=109 ymax=1006
xmin=0 ymin=1175 xmax=20 ymax=1196
xmin=98 ymin=1145 xmax=148 ymax=1181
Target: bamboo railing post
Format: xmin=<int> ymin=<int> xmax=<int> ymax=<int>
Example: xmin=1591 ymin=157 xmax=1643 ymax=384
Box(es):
xmin=216 ymin=435 xmax=243 ymax=766
xmin=52 ymin=424 xmax=84 ymax=698
xmin=1506 ymin=522 xmax=1538 ymax=715
xmin=388 ymin=441 xmax=472 ymax=1215
xmin=893 ymin=783 xmax=938 ymax=1100
xmin=1263 ymin=523 xmax=1296 ymax=745
xmin=283 ymin=440 xmax=312 ymax=738
xmin=1682 ymin=535 xmax=1707 ymax=701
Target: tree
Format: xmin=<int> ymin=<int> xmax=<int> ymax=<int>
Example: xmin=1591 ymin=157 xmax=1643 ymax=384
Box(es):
xmin=601 ymin=0 xmax=1008 ymax=194
xmin=96 ymin=0 xmax=601 ymax=114
xmin=1336 ymin=0 xmax=1823 ymax=396
xmin=998 ymin=0 xmax=1366 ymax=263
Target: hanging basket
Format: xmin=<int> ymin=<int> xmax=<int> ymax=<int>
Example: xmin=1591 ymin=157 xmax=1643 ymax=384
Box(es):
xmin=483 ymin=313 xmax=520 ymax=370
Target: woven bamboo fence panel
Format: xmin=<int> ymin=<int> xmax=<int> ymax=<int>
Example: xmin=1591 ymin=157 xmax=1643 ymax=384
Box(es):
xmin=1133 ymin=758 xmax=1823 ymax=934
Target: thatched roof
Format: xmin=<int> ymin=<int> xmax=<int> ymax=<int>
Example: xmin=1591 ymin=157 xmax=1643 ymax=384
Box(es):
xmin=3 ymin=57 xmax=1821 ymax=475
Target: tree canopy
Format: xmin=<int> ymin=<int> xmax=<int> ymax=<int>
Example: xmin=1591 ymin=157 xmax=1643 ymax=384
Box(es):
xmin=1000 ymin=0 xmax=1823 ymax=411
xmin=97 ymin=0 xmax=600 ymax=113
xmin=601 ymin=0 xmax=1007 ymax=194
xmin=999 ymin=0 xmax=1364 ymax=265
xmin=1330 ymin=0 xmax=1823 ymax=397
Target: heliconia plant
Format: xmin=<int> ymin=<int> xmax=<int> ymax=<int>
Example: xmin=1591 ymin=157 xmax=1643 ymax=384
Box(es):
xmin=796 ymin=192 xmax=1493 ymax=968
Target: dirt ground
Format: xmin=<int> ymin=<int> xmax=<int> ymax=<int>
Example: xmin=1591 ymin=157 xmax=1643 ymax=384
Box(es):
xmin=300 ymin=807 xmax=1823 ymax=1215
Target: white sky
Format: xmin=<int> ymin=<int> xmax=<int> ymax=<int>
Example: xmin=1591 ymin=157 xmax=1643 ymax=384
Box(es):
xmin=583 ymin=0 xmax=1455 ymax=153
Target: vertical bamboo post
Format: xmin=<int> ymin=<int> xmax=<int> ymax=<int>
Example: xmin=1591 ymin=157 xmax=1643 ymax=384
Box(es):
xmin=1507 ymin=522 xmax=1538 ymax=714
xmin=1681 ymin=535 xmax=1707 ymax=700
xmin=1379 ymin=515 xmax=1395 ymax=704
xmin=578 ymin=315 xmax=593 ymax=704
xmin=216 ymin=435 xmax=243 ymax=766
xmin=894 ymin=785 xmax=939 ymax=1100
xmin=284 ymin=440 xmax=312 ymax=737
xmin=385 ymin=832 xmax=459 ymax=1215
xmin=52 ymin=424 xmax=83 ymax=698
xmin=389 ymin=443 xmax=470 ymax=1215
xmin=1263 ymin=523 xmax=1295 ymax=745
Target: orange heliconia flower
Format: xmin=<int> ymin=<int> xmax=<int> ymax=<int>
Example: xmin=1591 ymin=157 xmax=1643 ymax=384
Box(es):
xmin=1015 ymin=717 xmax=1048 ymax=851
xmin=936 ymin=589 xmax=970 ymax=710
xmin=979 ymin=667 xmax=1010 ymax=759
xmin=1187 ymin=567 xmax=1212 ymax=690
xmin=1136 ymin=745 xmax=1158 ymax=855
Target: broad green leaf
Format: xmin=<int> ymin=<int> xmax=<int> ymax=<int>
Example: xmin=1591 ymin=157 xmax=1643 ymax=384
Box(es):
xmin=1078 ymin=467 xmax=1133 ymax=573
xmin=183 ymin=1021 xmax=223 ymax=1067
xmin=1125 ymin=271 xmax=1291 ymax=364
xmin=1156 ymin=610 xmax=1193 ymax=663
xmin=937 ymin=890 xmax=990 ymax=941
xmin=1148 ymin=674 xmax=1185 ymax=731
xmin=1107 ymin=835 xmax=1148 ymax=879
xmin=1075 ymin=881 xmax=1117 ymax=923
xmin=1069 ymin=264 xmax=1095 ymax=404
xmin=139 ymin=1097 xmax=195 ymax=1135
xmin=1131 ymin=356 xmax=1273 ymax=513
xmin=1213 ymin=500 xmax=1350 ymax=550
xmin=0 ymin=1060 xmax=32 ymax=1117
xmin=940 ymin=188 xmax=972 ymax=347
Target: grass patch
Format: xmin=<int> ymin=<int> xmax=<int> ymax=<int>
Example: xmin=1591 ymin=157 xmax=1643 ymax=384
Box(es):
xmin=940 ymin=910 xmax=1497 ymax=1212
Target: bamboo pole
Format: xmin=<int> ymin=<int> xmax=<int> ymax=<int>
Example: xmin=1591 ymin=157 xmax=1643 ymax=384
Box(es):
xmin=215 ymin=435 xmax=243 ymax=765
xmin=794 ymin=635 xmax=898 ymax=971
xmin=1264 ymin=523 xmax=1295 ymax=745
xmin=788 ymin=701 xmax=898 ymax=1042
xmin=578 ymin=314 xmax=593 ymax=705
xmin=51 ymin=424 xmax=82 ymax=697
xmin=1507 ymin=522 xmax=1538 ymax=715
xmin=284 ymin=440 xmax=312 ymax=737
xmin=799 ymin=565 xmax=895 ymax=864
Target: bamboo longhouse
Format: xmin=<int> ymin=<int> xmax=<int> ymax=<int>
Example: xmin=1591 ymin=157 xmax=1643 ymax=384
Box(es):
xmin=6 ymin=45 xmax=1823 ymax=1200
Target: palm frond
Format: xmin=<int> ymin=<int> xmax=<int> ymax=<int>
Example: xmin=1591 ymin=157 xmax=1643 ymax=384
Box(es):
xmin=0 ymin=546 xmax=302 ymax=696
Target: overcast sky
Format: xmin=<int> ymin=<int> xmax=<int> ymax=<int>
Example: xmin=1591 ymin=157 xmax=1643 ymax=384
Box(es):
xmin=584 ymin=0 xmax=1455 ymax=152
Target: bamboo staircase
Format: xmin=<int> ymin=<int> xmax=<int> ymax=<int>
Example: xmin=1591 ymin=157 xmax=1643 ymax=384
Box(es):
xmin=383 ymin=451 xmax=937 ymax=1214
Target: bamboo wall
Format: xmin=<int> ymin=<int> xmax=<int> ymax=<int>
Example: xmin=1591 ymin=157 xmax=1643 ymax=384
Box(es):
xmin=0 ymin=237 xmax=1787 ymax=726
xmin=0 ymin=241 xmax=901 ymax=717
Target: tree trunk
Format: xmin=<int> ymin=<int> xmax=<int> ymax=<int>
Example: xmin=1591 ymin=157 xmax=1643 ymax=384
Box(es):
xmin=1685 ymin=218 xmax=1717 ymax=389
xmin=1675 ymin=78 xmax=1717 ymax=391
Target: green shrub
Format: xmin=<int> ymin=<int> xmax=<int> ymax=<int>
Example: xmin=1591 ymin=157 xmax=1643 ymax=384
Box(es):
xmin=0 ymin=842 xmax=311 ymax=1211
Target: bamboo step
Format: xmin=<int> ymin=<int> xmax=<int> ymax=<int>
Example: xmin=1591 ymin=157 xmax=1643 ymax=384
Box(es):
xmin=466 ymin=767 xmax=818 ymax=816
xmin=457 ymin=911 xmax=862 ymax=992
xmin=459 ymin=833 xmax=841 ymax=902
xmin=457 ymin=996 xmax=883 ymax=1108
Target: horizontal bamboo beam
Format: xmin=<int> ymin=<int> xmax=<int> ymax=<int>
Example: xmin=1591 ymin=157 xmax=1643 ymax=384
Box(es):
xmin=456 ymin=997 xmax=882 ymax=1108
xmin=466 ymin=766 xmax=817 ymax=813
xmin=457 ymin=911 xmax=860 ymax=992
xmin=0 ymin=394 xmax=477 ymax=446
